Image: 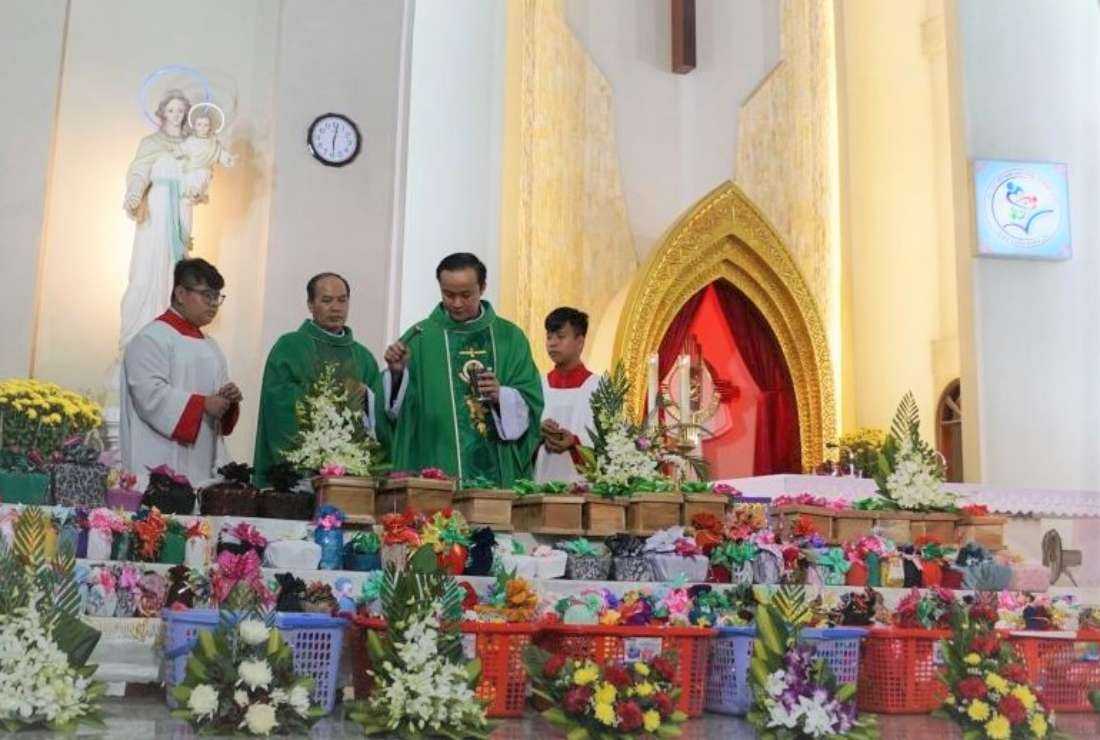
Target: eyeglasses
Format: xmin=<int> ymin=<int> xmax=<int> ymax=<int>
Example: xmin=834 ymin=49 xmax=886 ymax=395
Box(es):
xmin=182 ymin=287 xmax=227 ymax=306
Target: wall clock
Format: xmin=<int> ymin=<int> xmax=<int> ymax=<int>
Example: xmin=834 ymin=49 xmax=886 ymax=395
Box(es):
xmin=307 ymin=113 xmax=361 ymax=167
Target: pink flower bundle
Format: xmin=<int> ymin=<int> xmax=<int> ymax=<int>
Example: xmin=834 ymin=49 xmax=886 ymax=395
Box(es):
xmin=773 ymin=492 xmax=851 ymax=511
xmin=229 ymin=522 xmax=268 ymax=549
xmin=87 ymin=507 xmax=129 ymax=534
xmin=210 ymin=550 xmax=274 ymax=608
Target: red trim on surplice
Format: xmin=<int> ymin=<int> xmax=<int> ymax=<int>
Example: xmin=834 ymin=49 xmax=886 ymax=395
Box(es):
xmin=547 ymin=364 xmax=592 ymax=389
xmin=156 ymin=310 xmax=204 ymax=339
xmin=171 ymin=394 xmax=206 ymax=444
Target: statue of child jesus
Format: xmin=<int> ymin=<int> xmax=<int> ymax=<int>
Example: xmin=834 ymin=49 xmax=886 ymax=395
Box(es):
xmin=181 ymin=106 xmax=235 ymax=205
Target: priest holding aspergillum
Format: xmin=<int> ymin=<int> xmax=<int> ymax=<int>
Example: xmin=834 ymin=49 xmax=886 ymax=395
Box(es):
xmin=383 ymin=253 xmax=543 ymax=487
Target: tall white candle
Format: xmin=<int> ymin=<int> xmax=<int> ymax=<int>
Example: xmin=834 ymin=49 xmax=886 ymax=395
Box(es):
xmin=646 ymin=354 xmax=659 ymax=419
xmin=678 ymin=354 xmax=691 ymax=425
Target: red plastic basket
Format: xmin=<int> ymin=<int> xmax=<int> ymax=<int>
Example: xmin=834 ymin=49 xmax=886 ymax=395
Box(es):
xmin=347 ymin=618 xmax=536 ymax=718
xmin=1007 ymin=630 xmax=1100 ymax=712
xmin=534 ymin=623 xmax=716 ymax=717
xmin=857 ymin=627 xmax=951 ymax=714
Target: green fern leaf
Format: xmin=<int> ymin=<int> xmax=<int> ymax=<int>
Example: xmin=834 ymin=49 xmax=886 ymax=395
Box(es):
xmin=14 ymin=507 xmax=47 ymax=577
xmin=52 ymin=547 xmax=81 ymax=621
xmin=768 ymin=585 xmax=811 ymax=628
xmin=888 ymin=392 xmax=921 ymax=444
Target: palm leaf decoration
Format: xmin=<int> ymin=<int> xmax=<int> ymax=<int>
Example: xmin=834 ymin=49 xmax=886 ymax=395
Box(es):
xmin=764 ymin=585 xmax=812 ymax=628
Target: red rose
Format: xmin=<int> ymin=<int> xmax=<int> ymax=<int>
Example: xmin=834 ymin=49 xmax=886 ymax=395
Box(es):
xmin=654 ymin=692 xmax=675 ymax=718
xmin=604 ymin=664 xmax=632 ymax=689
xmin=957 ymin=676 xmax=987 ymax=701
xmin=652 ymin=655 xmax=677 ymax=682
xmin=616 ymin=701 xmax=644 ymax=732
xmin=563 ymin=686 xmax=592 ymax=715
xmin=971 ymin=634 xmax=1000 ymax=656
xmin=998 ymin=695 xmax=1027 ymax=725
xmin=544 ymin=653 xmax=566 ymax=679
xmin=1001 ymin=663 xmax=1028 ymax=684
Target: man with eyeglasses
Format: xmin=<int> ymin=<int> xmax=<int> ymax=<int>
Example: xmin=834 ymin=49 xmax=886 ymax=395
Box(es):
xmin=121 ymin=258 xmax=242 ymax=486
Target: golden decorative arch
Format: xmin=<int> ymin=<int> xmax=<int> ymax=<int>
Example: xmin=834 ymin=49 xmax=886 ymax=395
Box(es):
xmin=613 ymin=181 xmax=835 ymax=471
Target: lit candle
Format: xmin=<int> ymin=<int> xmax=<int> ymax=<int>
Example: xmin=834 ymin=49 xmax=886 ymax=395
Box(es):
xmin=678 ymin=354 xmax=691 ymax=424
xmin=646 ymin=354 xmax=659 ymax=419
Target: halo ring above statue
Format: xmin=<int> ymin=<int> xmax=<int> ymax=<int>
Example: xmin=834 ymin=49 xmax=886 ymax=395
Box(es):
xmin=139 ymin=65 xmax=212 ymax=129
xmin=187 ymin=102 xmax=225 ymax=134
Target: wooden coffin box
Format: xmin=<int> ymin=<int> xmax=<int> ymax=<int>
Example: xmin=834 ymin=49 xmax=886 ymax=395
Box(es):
xmin=626 ymin=493 xmax=684 ymax=535
xmin=511 ymin=494 xmax=584 ymax=535
xmin=312 ymin=476 xmax=377 ymax=525
xmin=452 ymin=488 xmax=515 ymax=530
xmin=375 ymin=477 xmax=454 ymax=517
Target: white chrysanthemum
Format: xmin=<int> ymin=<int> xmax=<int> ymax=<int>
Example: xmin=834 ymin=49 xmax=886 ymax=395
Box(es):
xmin=886 ymin=438 xmax=955 ymax=510
xmin=242 ymin=702 xmax=278 ymax=735
xmin=234 ymin=689 xmax=250 ymax=707
xmin=284 ymin=369 xmax=374 ymax=474
xmin=288 ymin=685 xmax=311 ymax=717
xmin=269 ymin=688 xmax=287 ymax=707
xmin=187 ymin=684 xmax=218 ymax=719
xmin=237 ymin=620 xmax=270 ymax=646
xmin=592 ymin=425 xmax=658 ymax=488
xmin=238 ymin=660 xmax=273 ymax=691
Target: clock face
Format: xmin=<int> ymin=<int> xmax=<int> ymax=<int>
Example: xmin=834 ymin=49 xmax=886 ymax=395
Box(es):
xmin=308 ymin=113 xmax=361 ymax=167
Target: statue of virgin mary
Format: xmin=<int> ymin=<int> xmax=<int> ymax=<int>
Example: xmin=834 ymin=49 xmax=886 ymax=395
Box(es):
xmin=117 ymin=89 xmax=193 ymax=351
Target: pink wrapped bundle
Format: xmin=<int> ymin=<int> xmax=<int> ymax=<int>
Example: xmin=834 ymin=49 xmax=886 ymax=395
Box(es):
xmin=1009 ymin=561 xmax=1049 ymax=593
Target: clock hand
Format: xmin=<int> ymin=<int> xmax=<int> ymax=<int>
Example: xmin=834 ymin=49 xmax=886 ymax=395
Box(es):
xmin=331 ymin=128 xmax=337 ymax=155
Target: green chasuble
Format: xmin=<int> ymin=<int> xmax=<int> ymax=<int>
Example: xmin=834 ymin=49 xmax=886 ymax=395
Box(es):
xmin=253 ymin=320 xmax=388 ymax=487
xmin=391 ymin=302 xmax=543 ymax=487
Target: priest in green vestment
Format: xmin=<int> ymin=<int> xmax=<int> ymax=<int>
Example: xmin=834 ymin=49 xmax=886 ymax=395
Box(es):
xmin=383 ymin=253 xmax=543 ymax=486
xmin=253 ymin=273 xmax=387 ymax=486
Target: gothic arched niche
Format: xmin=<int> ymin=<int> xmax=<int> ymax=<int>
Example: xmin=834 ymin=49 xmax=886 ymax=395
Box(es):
xmin=613 ymin=181 xmax=835 ymax=471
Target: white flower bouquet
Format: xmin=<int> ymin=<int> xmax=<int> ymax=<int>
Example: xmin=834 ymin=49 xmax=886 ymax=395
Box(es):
xmin=348 ymin=545 xmax=491 ymax=738
xmin=870 ymin=392 xmax=957 ymax=512
xmin=282 ymin=363 xmax=379 ymax=476
xmin=170 ymin=614 xmax=324 ymax=736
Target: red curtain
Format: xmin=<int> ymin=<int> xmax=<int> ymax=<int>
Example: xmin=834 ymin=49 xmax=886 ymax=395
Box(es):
xmin=656 ymin=289 xmax=707 ymax=391
xmin=711 ymin=279 xmax=801 ymax=474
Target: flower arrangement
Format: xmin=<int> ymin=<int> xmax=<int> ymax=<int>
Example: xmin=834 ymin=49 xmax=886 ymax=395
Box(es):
xmin=747 ymin=598 xmax=877 ymax=739
xmin=347 ymin=545 xmax=491 ymax=738
xmin=472 ymin=569 xmax=539 ymax=623
xmin=524 ymin=647 xmax=688 ymax=738
xmin=827 ymin=427 xmax=886 ymax=476
xmin=0 ymin=507 xmax=104 ymax=731
xmin=773 ymin=493 xmax=851 ymax=511
xmin=387 ymin=467 xmax=450 ymax=481
xmin=379 ymin=510 xmax=422 ymax=546
xmin=869 ymin=393 xmax=956 ymax=511
xmin=170 ymin=613 xmax=324 ymax=736
xmin=0 ymin=378 xmax=102 ymax=460
xmin=282 ymin=363 xmax=379 ymax=476
xmin=578 ymin=365 xmax=661 ymax=496
xmin=934 ymin=606 xmax=1062 ymax=739
xmin=132 ymin=507 xmax=168 ymax=560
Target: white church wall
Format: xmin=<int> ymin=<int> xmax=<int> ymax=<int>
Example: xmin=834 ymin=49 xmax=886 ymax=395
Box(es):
xmin=398 ymin=0 xmax=507 ymax=333
xmin=954 ymin=0 xmax=1100 ymax=489
xmin=0 ymin=0 xmax=67 ymax=378
xmin=562 ymin=0 xmax=781 ymax=260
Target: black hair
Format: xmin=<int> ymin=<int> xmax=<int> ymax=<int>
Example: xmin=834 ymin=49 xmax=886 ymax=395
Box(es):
xmin=545 ymin=306 xmax=589 ymax=336
xmin=173 ymin=258 xmax=224 ymax=291
xmin=435 ymin=252 xmax=487 ymax=287
xmin=307 ymin=272 xmax=351 ymax=301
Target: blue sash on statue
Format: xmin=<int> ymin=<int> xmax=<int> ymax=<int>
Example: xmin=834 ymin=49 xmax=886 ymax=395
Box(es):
xmin=152 ymin=177 xmax=188 ymax=262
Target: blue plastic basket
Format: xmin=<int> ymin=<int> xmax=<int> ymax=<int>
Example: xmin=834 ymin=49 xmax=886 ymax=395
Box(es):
xmin=704 ymin=625 xmax=867 ymax=715
xmin=162 ymin=609 xmax=347 ymax=713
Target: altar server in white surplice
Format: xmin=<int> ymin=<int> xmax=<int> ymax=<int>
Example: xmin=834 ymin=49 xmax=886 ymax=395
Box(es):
xmin=121 ymin=258 xmax=243 ymax=486
xmin=535 ymin=308 xmax=600 ymax=484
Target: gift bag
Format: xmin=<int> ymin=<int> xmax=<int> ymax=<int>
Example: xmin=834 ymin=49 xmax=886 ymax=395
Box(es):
xmin=845 ymin=560 xmax=869 ymax=586
xmin=87 ymin=529 xmax=113 ymax=561
xmin=382 ymin=543 xmax=409 ymax=573
xmin=314 ymin=528 xmax=344 ymax=570
xmin=137 ymin=572 xmax=168 ymax=617
xmin=86 ymin=585 xmax=117 ymax=617
xmin=58 ymin=519 xmax=80 ymax=557
xmin=344 ymin=550 xmax=382 ymax=572
xmin=566 ymin=553 xmax=612 ymax=580
xmin=185 ymin=537 xmax=208 ymax=569
xmin=533 ymin=548 xmax=568 ymax=579
xmin=160 ymin=531 xmax=186 ymax=565
xmin=752 ymin=549 xmax=783 ymax=585
xmin=111 ymin=532 xmax=132 ymax=561
xmin=499 ymin=553 xmax=537 ymax=580
xmin=264 ymin=540 xmax=322 ymax=570
xmin=865 ymin=553 xmax=882 ymax=587
xmin=43 ymin=523 xmax=58 ymax=560
xmin=114 ymin=587 xmax=136 ymax=618
xmin=646 ymin=554 xmax=708 ymax=582
xmin=730 ymin=561 xmax=755 ymax=586
xmin=612 ymin=556 xmax=652 ymax=582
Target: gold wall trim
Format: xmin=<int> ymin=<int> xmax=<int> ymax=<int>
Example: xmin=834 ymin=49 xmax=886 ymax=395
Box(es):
xmin=613 ymin=181 xmax=835 ymax=470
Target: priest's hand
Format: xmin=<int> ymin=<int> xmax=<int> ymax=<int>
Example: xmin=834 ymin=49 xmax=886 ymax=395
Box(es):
xmin=476 ymin=371 xmax=501 ymax=404
xmin=204 ymin=394 xmax=232 ymax=419
xmin=384 ymin=340 xmax=410 ymax=375
xmin=218 ymin=383 xmax=243 ymax=403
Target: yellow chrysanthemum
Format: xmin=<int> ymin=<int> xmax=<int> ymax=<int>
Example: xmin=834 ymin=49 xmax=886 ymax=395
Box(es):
xmin=985 ymin=672 xmax=1009 ymax=694
xmin=634 ymin=662 xmax=650 ymax=676
xmin=643 ymin=709 xmax=661 ymax=732
xmin=1010 ymin=685 xmax=1036 ymax=710
xmin=964 ymin=653 xmax=982 ymax=666
xmin=634 ymin=682 xmax=655 ymax=697
xmin=984 ymin=714 xmax=1010 ymax=740
xmin=573 ymin=665 xmax=599 ymax=686
xmin=968 ymin=700 xmax=991 ymax=722
xmin=593 ymin=701 xmax=616 ymax=726
xmin=594 ymin=682 xmax=617 ymax=705
xmin=1029 ymin=713 xmax=1048 ymax=738
xmin=25 ymin=409 xmax=37 ymax=420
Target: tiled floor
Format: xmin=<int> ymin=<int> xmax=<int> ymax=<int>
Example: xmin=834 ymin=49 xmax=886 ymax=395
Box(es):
xmin=18 ymin=698 xmax=1100 ymax=738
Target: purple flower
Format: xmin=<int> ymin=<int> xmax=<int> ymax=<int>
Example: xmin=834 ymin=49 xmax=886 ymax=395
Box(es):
xmin=635 ymin=436 xmax=652 ymax=451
